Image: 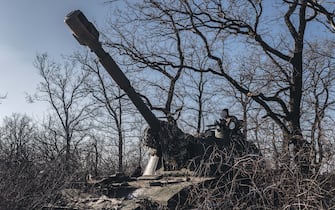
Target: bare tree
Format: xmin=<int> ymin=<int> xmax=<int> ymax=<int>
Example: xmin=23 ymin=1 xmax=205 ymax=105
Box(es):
xmin=180 ymin=65 xmax=219 ymax=134
xmin=81 ymin=133 xmax=102 ymax=177
xmin=224 ymin=52 xmax=262 ymax=139
xmin=0 ymin=113 xmax=36 ymax=161
xmin=307 ymin=0 xmax=335 ymax=32
xmin=33 ymin=53 xmax=93 ymax=173
xmin=104 ymin=1 xmax=189 ymax=123
xmin=104 ymin=0 xmax=335 ymax=174
xmin=0 ymin=114 xmax=67 ymax=209
xmin=302 ymin=41 xmax=335 ymax=171
xmin=184 ymin=70 xmax=208 ymax=134
xmin=75 ymin=52 xmax=130 ymax=173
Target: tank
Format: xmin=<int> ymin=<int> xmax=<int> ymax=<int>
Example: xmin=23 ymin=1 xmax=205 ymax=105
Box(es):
xmin=60 ymin=10 xmax=263 ymax=209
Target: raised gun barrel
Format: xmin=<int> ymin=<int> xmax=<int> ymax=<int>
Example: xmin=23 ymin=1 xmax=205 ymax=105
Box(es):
xmin=64 ymin=10 xmax=160 ymax=133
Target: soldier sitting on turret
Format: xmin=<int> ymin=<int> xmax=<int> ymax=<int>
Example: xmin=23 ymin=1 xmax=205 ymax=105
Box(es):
xmin=204 ymin=108 xmax=243 ymax=140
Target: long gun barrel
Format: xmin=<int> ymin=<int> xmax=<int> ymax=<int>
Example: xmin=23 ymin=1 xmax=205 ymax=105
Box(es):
xmin=64 ymin=10 xmax=160 ymax=133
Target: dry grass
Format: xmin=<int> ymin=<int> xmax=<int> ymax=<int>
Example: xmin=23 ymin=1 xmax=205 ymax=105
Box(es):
xmin=181 ymin=147 xmax=335 ymax=210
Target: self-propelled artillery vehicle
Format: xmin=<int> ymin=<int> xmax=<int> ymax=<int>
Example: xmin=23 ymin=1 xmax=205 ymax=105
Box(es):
xmin=60 ymin=10 xmax=263 ymax=209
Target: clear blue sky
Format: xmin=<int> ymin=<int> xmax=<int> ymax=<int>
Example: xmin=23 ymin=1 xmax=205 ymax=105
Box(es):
xmin=0 ymin=0 xmax=110 ymax=120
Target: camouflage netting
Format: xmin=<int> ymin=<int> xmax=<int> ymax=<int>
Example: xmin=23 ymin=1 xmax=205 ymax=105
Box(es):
xmin=143 ymin=121 xmax=191 ymax=170
xmin=143 ymin=120 xmax=262 ymax=175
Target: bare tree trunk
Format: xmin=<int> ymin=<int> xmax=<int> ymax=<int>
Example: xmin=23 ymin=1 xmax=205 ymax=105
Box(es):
xmin=271 ymin=123 xmax=280 ymax=170
xmin=196 ymin=71 xmax=205 ymax=134
xmin=241 ymin=95 xmax=248 ymax=139
xmin=117 ymin=95 xmax=123 ymax=173
xmin=66 ymin=135 xmax=71 ymax=172
xmin=281 ymin=129 xmax=290 ymax=167
xmin=117 ymin=128 xmax=123 ymax=173
xmin=93 ymin=139 xmax=99 ymax=177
